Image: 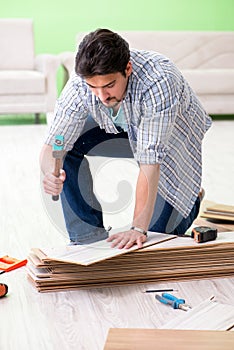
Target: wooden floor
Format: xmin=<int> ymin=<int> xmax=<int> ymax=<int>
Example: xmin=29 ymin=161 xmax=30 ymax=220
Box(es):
xmin=0 ymin=121 xmax=234 ymax=350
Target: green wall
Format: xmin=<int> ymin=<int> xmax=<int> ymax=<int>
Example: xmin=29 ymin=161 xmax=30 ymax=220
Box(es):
xmin=1 ymin=0 xmax=233 ymax=100
xmin=1 ymin=0 xmax=234 ymax=55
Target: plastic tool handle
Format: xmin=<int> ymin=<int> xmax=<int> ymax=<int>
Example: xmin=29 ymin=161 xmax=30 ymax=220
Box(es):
xmin=156 ymin=294 xmax=180 ymax=310
xmin=162 ymin=293 xmax=185 ymax=304
xmin=155 ymin=294 xmax=173 ymax=306
xmin=162 ymin=293 xmax=186 ymax=309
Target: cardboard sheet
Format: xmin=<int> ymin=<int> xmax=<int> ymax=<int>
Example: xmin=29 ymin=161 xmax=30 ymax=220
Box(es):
xmin=160 ymin=296 xmax=234 ymax=330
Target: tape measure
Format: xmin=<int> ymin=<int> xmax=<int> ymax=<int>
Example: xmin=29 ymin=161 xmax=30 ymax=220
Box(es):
xmin=191 ymin=226 xmax=217 ymax=243
xmin=0 ymin=283 xmax=8 ymax=298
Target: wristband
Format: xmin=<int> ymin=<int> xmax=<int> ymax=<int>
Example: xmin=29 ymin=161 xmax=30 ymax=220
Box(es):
xmin=130 ymin=226 xmax=147 ymax=236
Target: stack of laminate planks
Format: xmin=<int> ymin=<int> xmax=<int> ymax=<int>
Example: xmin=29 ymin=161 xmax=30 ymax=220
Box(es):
xmin=27 ymin=232 xmax=234 ymax=292
xmin=200 ymin=203 xmax=234 ymax=222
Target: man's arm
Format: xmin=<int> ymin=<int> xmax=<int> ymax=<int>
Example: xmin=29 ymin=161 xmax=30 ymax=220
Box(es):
xmin=107 ymin=163 xmax=160 ymax=249
xmin=132 ymin=163 xmax=160 ymax=230
xmin=40 ymin=144 xmax=66 ymax=196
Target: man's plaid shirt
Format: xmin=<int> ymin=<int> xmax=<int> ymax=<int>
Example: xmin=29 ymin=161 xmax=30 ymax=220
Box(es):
xmin=46 ymin=49 xmax=212 ymax=217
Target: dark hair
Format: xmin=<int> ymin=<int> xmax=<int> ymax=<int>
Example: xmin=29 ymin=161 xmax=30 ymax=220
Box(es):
xmin=75 ymin=29 xmax=130 ymax=78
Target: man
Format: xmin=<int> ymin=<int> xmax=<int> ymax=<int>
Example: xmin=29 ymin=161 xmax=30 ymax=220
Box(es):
xmin=40 ymin=29 xmax=211 ymax=249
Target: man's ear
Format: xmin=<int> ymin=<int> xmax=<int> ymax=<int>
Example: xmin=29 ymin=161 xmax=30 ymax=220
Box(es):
xmin=125 ymin=61 xmax=132 ymax=77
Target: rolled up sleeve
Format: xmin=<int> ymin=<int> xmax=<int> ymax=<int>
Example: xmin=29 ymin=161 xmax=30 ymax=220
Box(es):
xmin=45 ymin=75 xmax=88 ymax=151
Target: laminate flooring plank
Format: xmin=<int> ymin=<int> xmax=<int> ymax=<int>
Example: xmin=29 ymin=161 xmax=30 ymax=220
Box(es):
xmin=104 ymin=329 xmax=234 ymax=350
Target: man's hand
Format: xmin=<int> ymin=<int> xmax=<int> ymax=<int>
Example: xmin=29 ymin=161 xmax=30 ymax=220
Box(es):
xmin=42 ymin=169 xmax=66 ymax=196
xmin=107 ymin=229 xmax=147 ymax=249
xmin=40 ymin=144 xmax=67 ymax=196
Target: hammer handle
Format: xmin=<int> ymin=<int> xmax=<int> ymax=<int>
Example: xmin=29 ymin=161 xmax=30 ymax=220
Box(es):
xmin=52 ymin=158 xmax=62 ymax=201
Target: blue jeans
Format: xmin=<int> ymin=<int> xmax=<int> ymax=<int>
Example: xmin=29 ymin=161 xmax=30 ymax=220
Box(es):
xmin=61 ymin=116 xmax=201 ymax=244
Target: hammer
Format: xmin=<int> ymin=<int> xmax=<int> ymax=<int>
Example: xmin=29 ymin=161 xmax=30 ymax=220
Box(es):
xmin=52 ymin=135 xmax=65 ymax=201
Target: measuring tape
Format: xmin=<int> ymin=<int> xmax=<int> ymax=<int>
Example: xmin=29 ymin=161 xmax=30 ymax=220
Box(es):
xmin=192 ymin=226 xmax=217 ymax=243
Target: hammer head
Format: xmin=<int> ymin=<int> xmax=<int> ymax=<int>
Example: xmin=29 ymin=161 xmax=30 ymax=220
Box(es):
xmin=52 ymin=135 xmax=65 ymax=158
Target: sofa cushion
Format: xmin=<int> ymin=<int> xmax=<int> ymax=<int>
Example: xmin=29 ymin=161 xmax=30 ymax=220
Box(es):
xmin=182 ymin=69 xmax=234 ymax=94
xmin=115 ymin=31 xmax=234 ymax=69
xmin=0 ymin=19 xmax=35 ymax=70
xmin=0 ymin=71 xmax=45 ymax=95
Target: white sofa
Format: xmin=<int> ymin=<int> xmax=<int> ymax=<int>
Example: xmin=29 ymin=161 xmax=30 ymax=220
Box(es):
xmin=61 ymin=31 xmax=234 ymax=115
xmin=0 ymin=18 xmax=60 ymax=122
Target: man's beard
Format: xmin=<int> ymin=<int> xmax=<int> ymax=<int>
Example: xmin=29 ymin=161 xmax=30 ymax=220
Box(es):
xmin=102 ymin=96 xmax=122 ymax=108
xmin=106 ymin=96 xmax=122 ymax=103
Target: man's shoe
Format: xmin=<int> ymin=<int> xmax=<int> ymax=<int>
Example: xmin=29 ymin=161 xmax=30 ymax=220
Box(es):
xmin=198 ymin=188 xmax=205 ymax=202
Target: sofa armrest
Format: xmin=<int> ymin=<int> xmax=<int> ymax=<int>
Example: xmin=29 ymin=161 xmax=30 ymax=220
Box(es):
xmin=59 ymin=51 xmax=75 ymax=76
xmin=35 ymin=54 xmax=61 ymax=112
xmin=35 ymin=54 xmax=60 ymax=74
xmin=182 ymin=69 xmax=234 ymax=94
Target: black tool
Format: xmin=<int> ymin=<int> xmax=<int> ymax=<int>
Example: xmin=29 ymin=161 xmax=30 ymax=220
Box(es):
xmin=143 ymin=289 xmax=178 ymax=293
xmin=192 ymin=226 xmax=217 ymax=243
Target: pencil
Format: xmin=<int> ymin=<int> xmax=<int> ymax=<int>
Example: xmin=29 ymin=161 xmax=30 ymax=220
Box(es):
xmin=143 ymin=289 xmax=177 ymax=293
